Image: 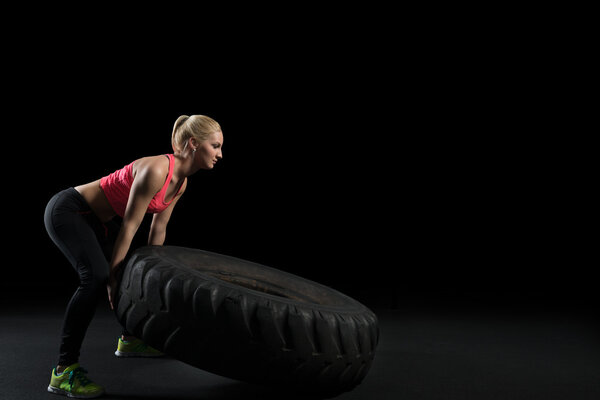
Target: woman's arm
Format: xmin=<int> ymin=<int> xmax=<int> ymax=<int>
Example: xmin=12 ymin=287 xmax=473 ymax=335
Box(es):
xmin=148 ymin=178 xmax=187 ymax=246
xmin=107 ymin=162 xmax=165 ymax=309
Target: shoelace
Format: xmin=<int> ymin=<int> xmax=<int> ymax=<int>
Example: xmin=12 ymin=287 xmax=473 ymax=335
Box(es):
xmin=68 ymin=367 xmax=92 ymax=388
xmin=125 ymin=339 xmax=152 ymax=353
xmin=134 ymin=342 xmax=150 ymax=352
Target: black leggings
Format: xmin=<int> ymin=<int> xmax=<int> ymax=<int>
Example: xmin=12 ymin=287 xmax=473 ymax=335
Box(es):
xmin=44 ymin=187 xmax=123 ymax=366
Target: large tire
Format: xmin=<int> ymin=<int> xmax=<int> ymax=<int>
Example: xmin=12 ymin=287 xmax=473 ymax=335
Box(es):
xmin=114 ymin=246 xmax=379 ymax=397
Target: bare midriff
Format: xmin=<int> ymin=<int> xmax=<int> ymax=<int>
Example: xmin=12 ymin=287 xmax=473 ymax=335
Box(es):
xmin=74 ymin=180 xmax=118 ymax=223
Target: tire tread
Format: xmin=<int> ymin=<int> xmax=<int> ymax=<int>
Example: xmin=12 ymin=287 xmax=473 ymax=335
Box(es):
xmin=115 ymin=246 xmax=378 ymax=397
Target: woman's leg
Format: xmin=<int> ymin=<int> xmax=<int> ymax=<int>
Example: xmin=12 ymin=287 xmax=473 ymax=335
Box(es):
xmin=44 ymin=188 xmax=110 ymax=367
xmin=100 ymin=219 xmax=132 ymax=339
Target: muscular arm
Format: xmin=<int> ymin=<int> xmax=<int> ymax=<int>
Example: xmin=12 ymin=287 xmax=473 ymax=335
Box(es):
xmin=107 ymin=162 xmax=165 ymax=309
xmin=109 ymin=164 xmax=164 ymax=272
xmin=148 ymin=178 xmax=187 ymax=246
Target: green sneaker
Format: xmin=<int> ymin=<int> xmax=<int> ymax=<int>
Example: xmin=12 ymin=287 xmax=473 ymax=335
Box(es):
xmin=114 ymin=337 xmax=164 ymax=358
xmin=47 ymin=363 xmax=105 ymax=398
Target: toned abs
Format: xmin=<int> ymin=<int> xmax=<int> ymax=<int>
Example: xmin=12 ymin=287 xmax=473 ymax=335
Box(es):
xmin=75 ymin=180 xmax=117 ymax=223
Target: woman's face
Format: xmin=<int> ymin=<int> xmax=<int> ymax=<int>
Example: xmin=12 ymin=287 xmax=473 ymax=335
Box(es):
xmin=195 ymin=131 xmax=223 ymax=169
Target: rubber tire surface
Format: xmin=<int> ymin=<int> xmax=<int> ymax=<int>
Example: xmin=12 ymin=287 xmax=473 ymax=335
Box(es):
xmin=114 ymin=246 xmax=379 ymax=397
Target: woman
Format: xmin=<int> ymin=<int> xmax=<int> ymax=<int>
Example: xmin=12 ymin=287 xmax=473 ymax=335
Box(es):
xmin=44 ymin=115 xmax=223 ymax=398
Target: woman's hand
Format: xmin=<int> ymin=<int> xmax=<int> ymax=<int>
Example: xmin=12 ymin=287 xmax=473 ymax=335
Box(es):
xmin=107 ymin=274 xmax=118 ymax=310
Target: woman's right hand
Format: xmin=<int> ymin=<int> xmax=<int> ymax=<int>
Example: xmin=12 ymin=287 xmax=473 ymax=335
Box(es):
xmin=107 ymin=274 xmax=118 ymax=310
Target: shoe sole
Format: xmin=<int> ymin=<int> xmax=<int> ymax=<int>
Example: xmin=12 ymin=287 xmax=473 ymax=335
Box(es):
xmin=48 ymin=385 xmax=105 ymax=398
xmin=114 ymin=350 xmax=165 ymax=358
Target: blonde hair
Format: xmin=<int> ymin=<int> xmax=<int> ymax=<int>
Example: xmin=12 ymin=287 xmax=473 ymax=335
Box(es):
xmin=171 ymin=115 xmax=221 ymax=154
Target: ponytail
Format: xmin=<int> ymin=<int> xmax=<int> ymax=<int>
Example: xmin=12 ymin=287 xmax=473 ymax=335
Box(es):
xmin=171 ymin=115 xmax=190 ymax=153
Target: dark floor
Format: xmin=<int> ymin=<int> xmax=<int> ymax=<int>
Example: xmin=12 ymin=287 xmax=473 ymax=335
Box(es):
xmin=1 ymin=294 xmax=599 ymax=400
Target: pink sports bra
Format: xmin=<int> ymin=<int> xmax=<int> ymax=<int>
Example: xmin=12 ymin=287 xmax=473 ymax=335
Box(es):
xmin=100 ymin=154 xmax=183 ymax=217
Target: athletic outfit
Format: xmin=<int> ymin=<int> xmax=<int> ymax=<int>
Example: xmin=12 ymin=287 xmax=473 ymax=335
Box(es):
xmin=44 ymin=154 xmax=180 ymax=369
xmin=100 ymin=154 xmax=183 ymax=217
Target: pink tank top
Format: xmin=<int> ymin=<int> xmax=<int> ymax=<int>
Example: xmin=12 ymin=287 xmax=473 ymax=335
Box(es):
xmin=100 ymin=154 xmax=183 ymax=217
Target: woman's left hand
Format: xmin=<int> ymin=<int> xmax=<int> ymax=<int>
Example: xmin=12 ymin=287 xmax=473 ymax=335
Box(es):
xmin=107 ymin=274 xmax=118 ymax=310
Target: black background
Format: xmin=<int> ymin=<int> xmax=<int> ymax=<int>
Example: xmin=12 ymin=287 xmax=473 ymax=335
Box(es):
xmin=3 ymin=15 xmax=592 ymax=313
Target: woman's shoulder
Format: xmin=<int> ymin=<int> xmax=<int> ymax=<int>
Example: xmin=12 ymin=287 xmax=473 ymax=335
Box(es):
xmin=131 ymin=155 xmax=170 ymax=181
